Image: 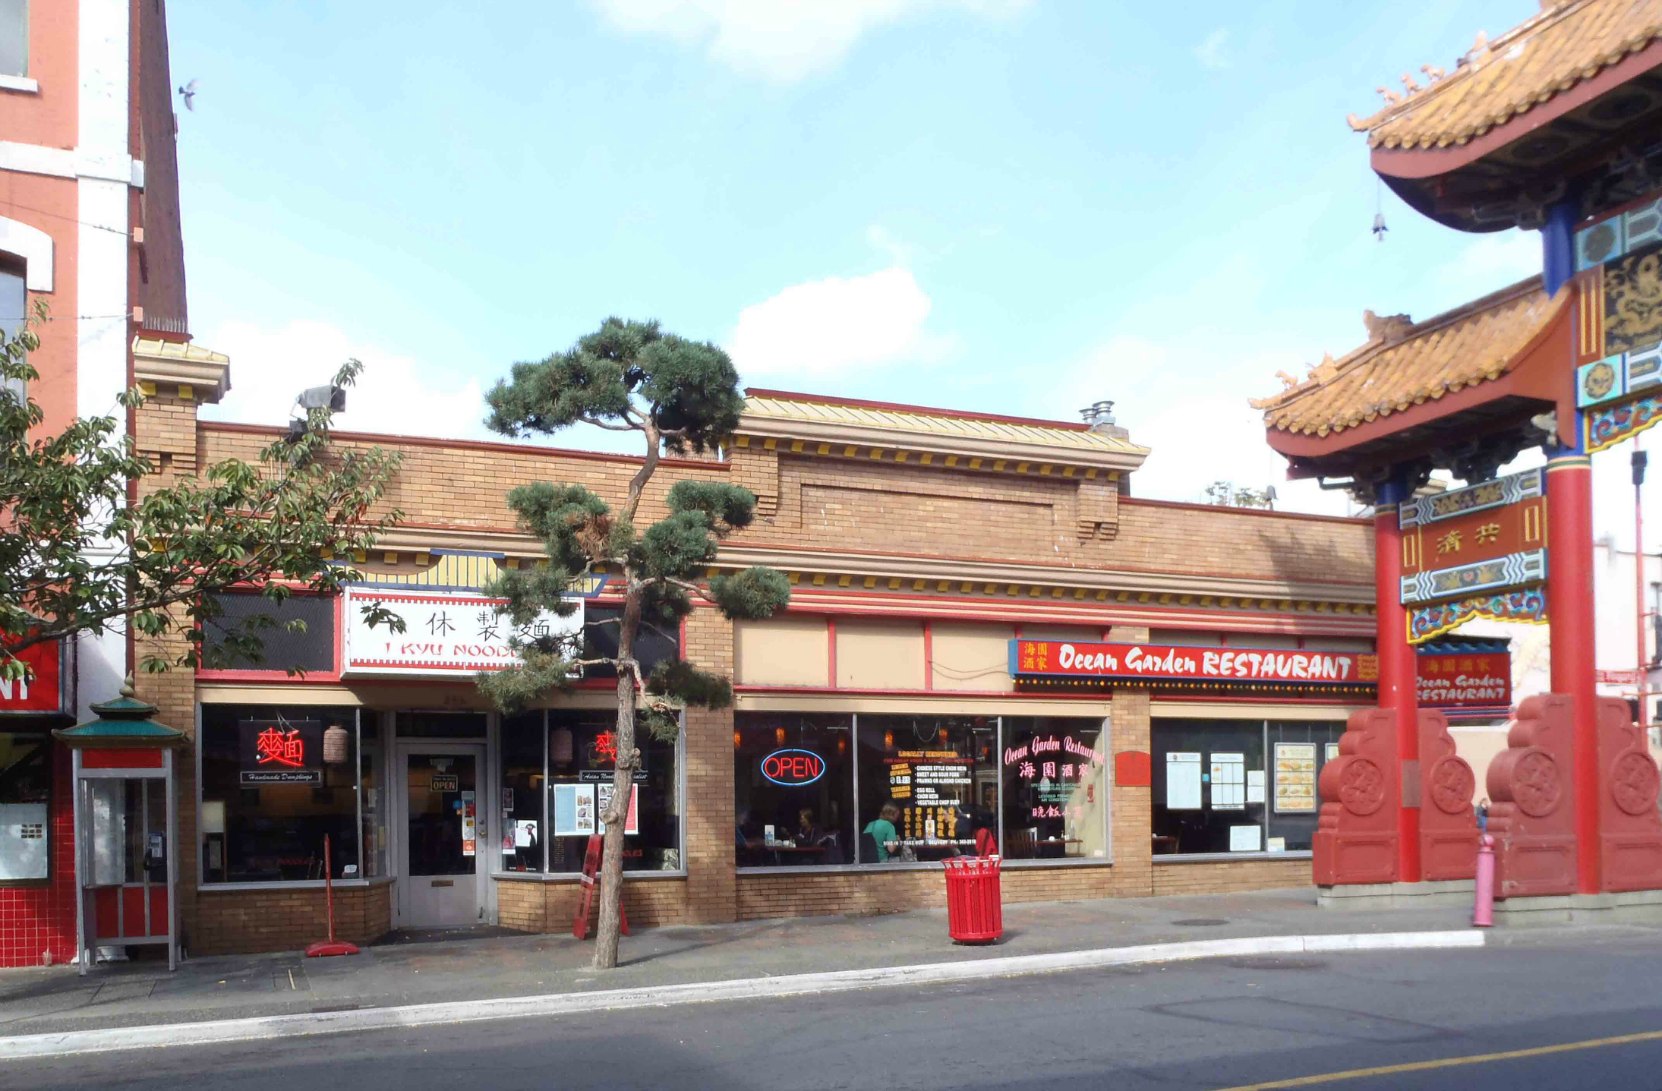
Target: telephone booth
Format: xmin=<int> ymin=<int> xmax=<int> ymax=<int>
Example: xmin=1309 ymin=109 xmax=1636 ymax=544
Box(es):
xmin=53 ymin=683 xmax=184 ymax=974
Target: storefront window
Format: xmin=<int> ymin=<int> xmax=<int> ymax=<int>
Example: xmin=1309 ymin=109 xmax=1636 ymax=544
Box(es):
xmin=1000 ymin=717 xmax=1109 ymax=860
xmin=546 ymin=712 xmax=681 ymax=873
xmin=856 ymin=715 xmax=991 ymax=863
xmin=359 ymin=716 xmax=386 ymax=878
xmin=200 ymin=705 xmax=362 ymax=883
xmin=500 ymin=711 xmax=545 ymax=872
xmin=1151 ymin=718 xmax=1344 ymax=856
xmin=734 ymin=713 xmax=854 ymax=867
xmin=0 ymin=731 xmax=50 ymax=881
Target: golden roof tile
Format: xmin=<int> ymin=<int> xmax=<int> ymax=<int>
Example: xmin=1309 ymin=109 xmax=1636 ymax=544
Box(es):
xmin=1253 ymin=278 xmax=1564 ymax=437
xmin=1349 ymin=0 xmax=1662 ymax=150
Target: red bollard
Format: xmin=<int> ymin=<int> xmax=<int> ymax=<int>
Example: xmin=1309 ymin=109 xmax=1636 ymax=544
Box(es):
xmin=1473 ymin=834 xmax=1495 ymax=928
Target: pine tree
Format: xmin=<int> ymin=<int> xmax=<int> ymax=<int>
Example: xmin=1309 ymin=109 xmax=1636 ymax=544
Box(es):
xmin=480 ymin=318 xmax=789 ymax=969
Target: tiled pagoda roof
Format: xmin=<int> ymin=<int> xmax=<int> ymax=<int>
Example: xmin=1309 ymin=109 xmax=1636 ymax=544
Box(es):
xmin=1253 ymin=278 xmax=1566 ymax=438
xmin=1350 ymin=0 xmax=1662 ymax=150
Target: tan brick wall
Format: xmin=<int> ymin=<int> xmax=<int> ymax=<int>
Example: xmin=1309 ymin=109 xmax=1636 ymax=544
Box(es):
xmin=126 ymin=396 xmax=1369 ymax=953
xmin=190 ymin=883 xmax=391 ymax=956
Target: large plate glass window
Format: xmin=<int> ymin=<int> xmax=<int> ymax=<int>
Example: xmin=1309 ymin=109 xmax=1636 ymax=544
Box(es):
xmin=734 ymin=713 xmax=854 ymax=866
xmin=546 ymin=712 xmax=680 ymax=873
xmin=1000 ymin=717 xmax=1109 ymax=860
xmin=0 ymin=731 xmax=50 ymax=881
xmin=855 ymin=715 xmax=993 ymax=864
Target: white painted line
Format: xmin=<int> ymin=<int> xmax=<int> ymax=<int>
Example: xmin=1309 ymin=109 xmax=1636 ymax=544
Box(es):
xmin=0 ymin=930 xmax=1484 ymax=1060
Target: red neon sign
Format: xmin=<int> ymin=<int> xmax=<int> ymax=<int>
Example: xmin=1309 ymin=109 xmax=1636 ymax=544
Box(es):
xmin=760 ymin=749 xmax=826 ymax=786
xmin=254 ymin=726 xmax=306 ymax=768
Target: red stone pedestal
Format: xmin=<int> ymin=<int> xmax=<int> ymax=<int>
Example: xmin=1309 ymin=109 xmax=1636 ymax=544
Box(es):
xmin=1313 ymin=709 xmax=1400 ymax=885
xmin=1418 ymin=710 xmax=1478 ymax=880
xmin=1488 ymin=694 xmax=1578 ymax=898
xmin=1595 ymin=697 xmax=1662 ymax=891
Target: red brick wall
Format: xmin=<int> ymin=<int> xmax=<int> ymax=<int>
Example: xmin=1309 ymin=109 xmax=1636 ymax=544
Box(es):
xmin=190 ymin=882 xmax=391 ymax=956
xmin=1152 ymin=859 xmax=1312 ymax=896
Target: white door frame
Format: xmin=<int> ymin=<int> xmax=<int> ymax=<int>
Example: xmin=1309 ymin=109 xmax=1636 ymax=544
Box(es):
xmin=392 ymin=740 xmax=488 ymax=928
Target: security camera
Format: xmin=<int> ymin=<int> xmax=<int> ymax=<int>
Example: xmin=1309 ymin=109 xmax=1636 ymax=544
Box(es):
xmin=297 ymin=385 xmax=346 ymax=412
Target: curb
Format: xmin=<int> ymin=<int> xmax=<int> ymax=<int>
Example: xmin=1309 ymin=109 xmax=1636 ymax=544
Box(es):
xmin=0 ymin=930 xmax=1484 ymax=1060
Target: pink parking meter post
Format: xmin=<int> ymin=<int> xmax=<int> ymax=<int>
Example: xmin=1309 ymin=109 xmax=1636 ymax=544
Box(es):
xmin=944 ymin=855 xmax=1003 ymax=944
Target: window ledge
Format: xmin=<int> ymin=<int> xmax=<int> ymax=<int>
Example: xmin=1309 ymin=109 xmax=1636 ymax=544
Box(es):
xmin=738 ymin=859 xmax=1113 ymax=877
xmin=490 ymin=870 xmax=687 ymax=883
xmin=1153 ymin=851 xmax=1313 ymax=864
xmin=197 ymin=876 xmax=394 ymax=892
xmin=0 ymin=75 xmax=40 ymax=93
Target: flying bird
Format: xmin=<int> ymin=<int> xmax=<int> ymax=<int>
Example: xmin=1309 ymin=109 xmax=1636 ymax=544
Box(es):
xmin=177 ymin=78 xmax=198 ymax=111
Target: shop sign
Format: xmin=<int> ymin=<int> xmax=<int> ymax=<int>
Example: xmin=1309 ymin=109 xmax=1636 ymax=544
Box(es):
xmin=238 ymin=719 xmax=323 ymax=785
xmin=1398 ymin=470 xmax=1546 ymax=606
xmin=341 ymin=587 xmax=583 ymax=677
xmin=0 ymin=635 xmax=66 ymax=716
xmin=759 ymin=748 xmax=826 ymax=787
xmin=1596 ymin=668 xmax=1646 ymax=685
xmin=1417 ymin=652 xmax=1511 ymax=709
xmin=430 ymin=774 xmax=460 ymax=792
xmin=1010 ymin=640 xmax=1375 ymax=687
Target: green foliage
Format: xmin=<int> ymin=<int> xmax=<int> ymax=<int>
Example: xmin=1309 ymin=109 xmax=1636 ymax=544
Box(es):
xmin=485 ymin=317 xmax=742 ymax=455
xmin=646 ymin=659 xmax=734 ymax=710
xmin=0 ymin=304 xmax=406 ymax=679
xmin=476 ymin=647 xmax=584 ymax=714
xmin=666 ymin=480 xmax=757 ymax=534
xmin=708 ymin=567 xmax=792 ymax=621
xmin=633 ymin=510 xmax=719 ymax=580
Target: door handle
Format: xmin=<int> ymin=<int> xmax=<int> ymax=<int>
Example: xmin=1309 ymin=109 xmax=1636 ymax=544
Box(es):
xmin=430 ymin=879 xmax=454 ymax=888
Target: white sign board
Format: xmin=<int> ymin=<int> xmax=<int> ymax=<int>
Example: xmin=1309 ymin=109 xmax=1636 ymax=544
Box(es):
xmin=342 ymin=588 xmax=582 ymax=677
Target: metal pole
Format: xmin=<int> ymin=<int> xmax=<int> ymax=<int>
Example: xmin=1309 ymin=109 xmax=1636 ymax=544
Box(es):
xmin=1636 ymin=445 xmax=1649 ymax=732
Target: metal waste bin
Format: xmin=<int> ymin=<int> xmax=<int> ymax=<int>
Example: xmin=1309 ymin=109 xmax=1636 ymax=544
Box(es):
xmin=943 ymin=855 xmax=1002 ymax=944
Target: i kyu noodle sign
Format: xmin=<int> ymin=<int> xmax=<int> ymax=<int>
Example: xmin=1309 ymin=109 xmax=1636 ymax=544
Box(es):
xmin=343 ymin=587 xmax=583 ymax=677
xmin=1010 ymin=640 xmax=1376 ymax=687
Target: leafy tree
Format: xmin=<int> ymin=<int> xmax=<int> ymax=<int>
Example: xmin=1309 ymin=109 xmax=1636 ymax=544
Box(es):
xmin=0 ymin=303 xmax=406 ymax=682
xmin=482 ymin=317 xmax=790 ymax=969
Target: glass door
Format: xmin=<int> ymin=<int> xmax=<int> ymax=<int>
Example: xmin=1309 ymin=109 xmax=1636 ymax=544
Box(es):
xmin=397 ymin=747 xmax=484 ymax=928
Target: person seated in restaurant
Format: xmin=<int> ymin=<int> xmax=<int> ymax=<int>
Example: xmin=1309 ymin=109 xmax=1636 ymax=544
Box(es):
xmin=795 ymin=807 xmax=824 ymax=846
xmin=862 ymin=802 xmax=902 ymax=863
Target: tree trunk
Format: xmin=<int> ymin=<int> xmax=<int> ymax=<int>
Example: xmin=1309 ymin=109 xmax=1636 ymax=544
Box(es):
xmin=592 ymin=578 xmax=642 ymax=970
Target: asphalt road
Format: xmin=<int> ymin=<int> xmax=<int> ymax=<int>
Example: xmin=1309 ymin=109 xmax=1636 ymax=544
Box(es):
xmin=10 ymin=933 xmax=1662 ymax=1091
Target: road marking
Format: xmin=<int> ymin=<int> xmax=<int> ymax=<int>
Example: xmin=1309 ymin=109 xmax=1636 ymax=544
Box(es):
xmin=1219 ymin=1028 xmax=1662 ymax=1089
xmin=0 ymin=930 xmax=1483 ymax=1060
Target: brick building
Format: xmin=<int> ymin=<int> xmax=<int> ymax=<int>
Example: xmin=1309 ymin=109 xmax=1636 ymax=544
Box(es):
xmin=2 ymin=0 xmax=193 ymax=967
xmin=125 ymin=358 xmax=1382 ymax=955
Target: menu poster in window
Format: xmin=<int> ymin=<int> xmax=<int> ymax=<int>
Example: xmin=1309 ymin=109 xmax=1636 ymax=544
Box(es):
xmin=1165 ymin=752 xmax=1202 ymax=810
xmin=553 ymin=783 xmax=596 ymax=836
xmin=1325 ymin=742 xmax=1340 ymax=763
xmin=1229 ymin=825 xmax=1262 ymax=852
xmin=596 ymin=783 xmax=640 ymax=836
xmin=1274 ymin=742 xmax=1318 ymax=814
xmin=1246 ymin=769 xmax=1266 ymax=805
xmin=237 ymin=719 xmax=323 ymax=785
xmin=1209 ymin=753 xmax=1245 ymax=810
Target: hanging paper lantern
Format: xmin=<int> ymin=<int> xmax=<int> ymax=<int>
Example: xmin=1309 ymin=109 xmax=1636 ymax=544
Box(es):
xmin=323 ymin=722 xmax=350 ymax=765
xmin=551 ymin=726 xmax=575 ymax=765
xmin=734 ymin=730 xmax=743 ymax=749
xmin=774 ymin=726 xmax=787 ymax=747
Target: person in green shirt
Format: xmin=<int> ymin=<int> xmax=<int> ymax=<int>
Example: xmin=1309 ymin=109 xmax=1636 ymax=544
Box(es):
xmin=864 ymin=802 xmax=902 ymax=863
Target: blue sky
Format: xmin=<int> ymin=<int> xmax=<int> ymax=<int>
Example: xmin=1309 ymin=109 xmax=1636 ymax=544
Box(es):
xmin=171 ymin=0 xmax=1589 ymax=519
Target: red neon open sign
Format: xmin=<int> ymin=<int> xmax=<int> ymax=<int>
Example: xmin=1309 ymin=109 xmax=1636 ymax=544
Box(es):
xmin=760 ymin=748 xmax=825 ymax=787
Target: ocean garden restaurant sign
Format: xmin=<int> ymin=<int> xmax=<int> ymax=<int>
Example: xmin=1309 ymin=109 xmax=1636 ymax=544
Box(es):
xmin=343 ymin=587 xmax=584 ymax=677
xmin=1009 ymin=639 xmax=1378 ymax=694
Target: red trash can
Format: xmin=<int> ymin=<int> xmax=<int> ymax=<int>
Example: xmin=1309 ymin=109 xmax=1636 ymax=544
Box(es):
xmin=943 ymin=855 xmax=1003 ymax=944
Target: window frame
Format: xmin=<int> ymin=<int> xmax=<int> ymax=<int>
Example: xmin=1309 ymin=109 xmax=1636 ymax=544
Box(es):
xmin=0 ymin=0 xmax=28 ymax=82
xmin=0 ymin=728 xmax=53 ymax=886
xmin=735 ymin=711 xmax=1115 ymax=875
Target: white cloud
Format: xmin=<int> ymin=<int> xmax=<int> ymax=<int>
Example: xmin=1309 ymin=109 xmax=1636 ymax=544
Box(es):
xmin=196 ymin=319 xmax=495 ymax=442
xmin=728 ymin=265 xmax=952 ymax=377
xmin=588 ymin=0 xmax=1031 ymax=82
xmin=1193 ymin=28 xmax=1229 ymax=70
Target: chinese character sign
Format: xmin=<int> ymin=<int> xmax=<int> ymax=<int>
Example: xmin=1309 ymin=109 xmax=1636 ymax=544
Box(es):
xmin=238 ymin=719 xmax=324 ymax=785
xmin=343 ymin=588 xmax=584 ymax=677
xmin=1398 ymin=469 xmax=1547 ymax=607
xmin=1008 ymin=641 xmax=1376 ymax=685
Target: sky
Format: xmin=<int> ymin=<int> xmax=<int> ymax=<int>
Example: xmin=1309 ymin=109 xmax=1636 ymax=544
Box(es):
xmin=166 ymin=0 xmax=1658 ymax=545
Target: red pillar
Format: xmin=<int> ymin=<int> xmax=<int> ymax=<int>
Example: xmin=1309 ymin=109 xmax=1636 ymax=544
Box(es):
xmin=1546 ymin=452 xmax=1599 ymax=893
xmin=1375 ymin=480 xmax=1420 ymax=883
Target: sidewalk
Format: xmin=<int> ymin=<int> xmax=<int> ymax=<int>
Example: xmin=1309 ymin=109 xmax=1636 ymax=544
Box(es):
xmin=0 ymin=886 xmax=1507 ymax=1045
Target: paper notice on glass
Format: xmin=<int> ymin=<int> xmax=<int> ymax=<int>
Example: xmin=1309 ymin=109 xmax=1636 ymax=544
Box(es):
xmin=1229 ymin=825 xmax=1262 ymax=852
xmin=1267 ymin=836 xmax=1286 ymax=852
xmin=1274 ymin=742 xmax=1319 ymax=814
xmin=553 ymin=783 xmax=596 ymax=836
xmin=597 ymin=783 xmax=639 ymax=836
xmin=1246 ymin=770 xmax=1266 ymax=804
xmin=1210 ymin=753 xmax=1245 ymax=810
xmin=514 ymin=819 xmax=538 ymax=848
xmin=461 ymin=811 xmax=477 ymax=856
xmin=1325 ymin=742 xmax=1340 ymax=763
xmin=1165 ymin=752 xmax=1203 ymax=810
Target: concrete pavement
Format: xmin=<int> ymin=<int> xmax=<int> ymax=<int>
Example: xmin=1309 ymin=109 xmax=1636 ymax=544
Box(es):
xmin=0 ymin=886 xmax=1567 ymax=1057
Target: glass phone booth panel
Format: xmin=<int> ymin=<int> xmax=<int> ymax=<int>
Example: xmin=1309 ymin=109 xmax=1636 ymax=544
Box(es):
xmin=72 ymin=749 xmax=179 ymax=974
